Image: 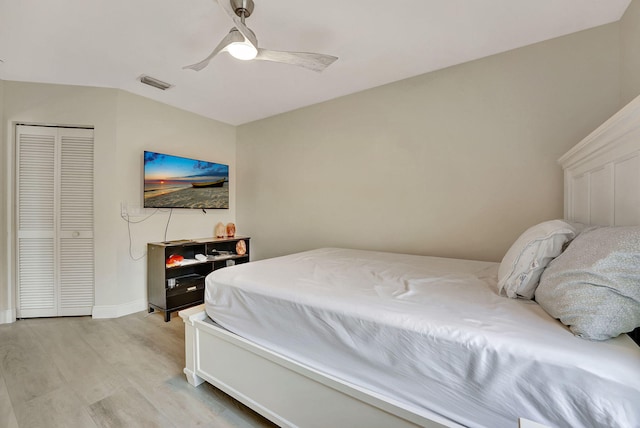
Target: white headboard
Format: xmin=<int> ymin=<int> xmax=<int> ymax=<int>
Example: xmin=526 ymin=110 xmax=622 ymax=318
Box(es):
xmin=559 ymin=94 xmax=640 ymax=227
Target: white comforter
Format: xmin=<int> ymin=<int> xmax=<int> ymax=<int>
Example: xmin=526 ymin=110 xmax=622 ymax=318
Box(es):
xmin=205 ymin=248 xmax=640 ymax=428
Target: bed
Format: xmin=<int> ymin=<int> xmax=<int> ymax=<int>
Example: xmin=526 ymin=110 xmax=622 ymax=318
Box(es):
xmin=180 ymin=94 xmax=640 ymax=428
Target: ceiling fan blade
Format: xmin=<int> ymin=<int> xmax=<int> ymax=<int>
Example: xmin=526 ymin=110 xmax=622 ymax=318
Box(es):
xmin=183 ymin=30 xmax=242 ymax=71
xmin=214 ymin=0 xmax=258 ymax=48
xmin=255 ymin=49 xmax=338 ymax=72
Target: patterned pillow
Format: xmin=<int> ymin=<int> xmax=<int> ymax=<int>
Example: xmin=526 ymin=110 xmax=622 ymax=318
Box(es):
xmin=497 ymin=220 xmax=576 ymax=299
xmin=535 ymin=226 xmax=640 ymax=340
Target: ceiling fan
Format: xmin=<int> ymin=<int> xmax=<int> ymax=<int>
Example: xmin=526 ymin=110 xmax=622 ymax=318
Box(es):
xmin=184 ymin=0 xmax=338 ymax=73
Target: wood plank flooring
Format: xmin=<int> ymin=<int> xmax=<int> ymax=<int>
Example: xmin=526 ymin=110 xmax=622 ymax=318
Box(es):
xmin=0 ymin=311 xmax=277 ymax=428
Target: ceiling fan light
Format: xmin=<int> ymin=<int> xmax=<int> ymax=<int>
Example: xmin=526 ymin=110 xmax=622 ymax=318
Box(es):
xmin=227 ymin=42 xmax=257 ymax=60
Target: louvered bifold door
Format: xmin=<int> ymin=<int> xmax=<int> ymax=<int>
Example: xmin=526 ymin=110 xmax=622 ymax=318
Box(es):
xmin=16 ymin=125 xmax=94 ymax=318
xmin=58 ymin=129 xmax=94 ymax=316
xmin=16 ymin=126 xmax=58 ymax=317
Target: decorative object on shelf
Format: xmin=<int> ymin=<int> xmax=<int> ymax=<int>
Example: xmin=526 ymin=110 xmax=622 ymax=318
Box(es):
xmin=166 ymin=254 xmax=184 ymax=267
xmin=148 ymin=236 xmax=251 ymax=321
xmin=226 ymin=222 xmax=236 ymax=237
xmin=236 ymin=239 xmax=247 ymax=256
xmin=215 ymin=222 xmax=226 ymax=237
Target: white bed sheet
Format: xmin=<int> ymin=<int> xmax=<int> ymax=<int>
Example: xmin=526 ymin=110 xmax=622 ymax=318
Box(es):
xmin=204 ymin=248 xmax=640 ymax=428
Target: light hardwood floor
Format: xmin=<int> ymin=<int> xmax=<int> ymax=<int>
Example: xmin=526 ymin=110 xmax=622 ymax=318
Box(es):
xmin=0 ymin=311 xmax=277 ymax=428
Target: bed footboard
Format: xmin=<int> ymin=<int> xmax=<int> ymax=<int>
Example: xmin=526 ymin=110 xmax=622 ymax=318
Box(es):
xmin=180 ymin=305 xmax=207 ymax=387
xmin=179 ymin=305 xmax=452 ymax=428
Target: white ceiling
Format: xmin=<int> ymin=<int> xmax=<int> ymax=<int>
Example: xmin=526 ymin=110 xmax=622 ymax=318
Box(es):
xmin=0 ymin=0 xmax=631 ymax=125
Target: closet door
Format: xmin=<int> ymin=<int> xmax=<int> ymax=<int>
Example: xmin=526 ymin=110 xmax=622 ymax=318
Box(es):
xmin=58 ymin=130 xmax=94 ymax=316
xmin=16 ymin=125 xmax=94 ymax=318
xmin=16 ymin=126 xmax=57 ymax=317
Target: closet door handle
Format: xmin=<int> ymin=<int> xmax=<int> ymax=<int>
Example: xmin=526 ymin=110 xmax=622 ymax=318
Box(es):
xmin=72 ymin=231 xmax=80 ymax=238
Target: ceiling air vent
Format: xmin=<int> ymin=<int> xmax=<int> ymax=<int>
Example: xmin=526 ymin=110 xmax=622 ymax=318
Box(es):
xmin=139 ymin=75 xmax=172 ymax=90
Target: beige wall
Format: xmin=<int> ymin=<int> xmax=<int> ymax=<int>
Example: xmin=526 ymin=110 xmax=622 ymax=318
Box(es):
xmin=237 ymin=24 xmax=621 ymax=262
xmin=1 ymin=82 xmax=119 ymax=322
xmin=0 ymin=82 xmax=235 ymax=320
xmin=621 ymin=0 xmax=640 ymax=103
xmin=110 ymin=91 xmax=236 ymax=311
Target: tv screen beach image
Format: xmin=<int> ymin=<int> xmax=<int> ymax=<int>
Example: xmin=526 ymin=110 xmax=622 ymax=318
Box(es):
xmin=144 ymin=151 xmax=229 ymax=209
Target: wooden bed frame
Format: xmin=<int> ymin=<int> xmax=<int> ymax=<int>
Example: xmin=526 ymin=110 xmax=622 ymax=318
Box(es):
xmin=180 ymin=94 xmax=640 ymax=428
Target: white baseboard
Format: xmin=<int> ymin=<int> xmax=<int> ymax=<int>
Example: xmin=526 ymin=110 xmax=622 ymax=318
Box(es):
xmin=0 ymin=301 xmax=146 ymax=322
xmin=92 ymin=298 xmax=147 ymax=319
xmin=0 ymin=309 xmax=16 ymax=324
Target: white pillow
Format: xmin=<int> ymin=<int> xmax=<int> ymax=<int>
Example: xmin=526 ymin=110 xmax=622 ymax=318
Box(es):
xmin=497 ymin=220 xmax=576 ymax=299
xmin=535 ymin=226 xmax=640 ymax=340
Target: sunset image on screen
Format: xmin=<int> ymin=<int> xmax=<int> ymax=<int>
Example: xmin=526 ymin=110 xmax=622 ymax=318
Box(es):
xmin=143 ymin=151 xmax=229 ymax=209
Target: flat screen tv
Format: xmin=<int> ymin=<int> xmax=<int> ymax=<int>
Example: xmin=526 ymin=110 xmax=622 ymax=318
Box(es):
xmin=143 ymin=151 xmax=229 ymax=209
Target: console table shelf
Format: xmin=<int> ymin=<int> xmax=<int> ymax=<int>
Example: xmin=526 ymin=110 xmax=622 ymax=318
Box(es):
xmin=147 ymin=236 xmax=250 ymax=321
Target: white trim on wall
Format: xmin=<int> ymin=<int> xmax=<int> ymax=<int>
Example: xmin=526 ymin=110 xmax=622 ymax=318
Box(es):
xmin=3 ymin=122 xmax=16 ymax=324
xmin=92 ymin=298 xmax=147 ymax=319
xmin=0 ymin=309 xmax=16 ymax=324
